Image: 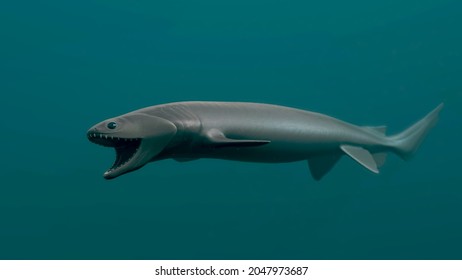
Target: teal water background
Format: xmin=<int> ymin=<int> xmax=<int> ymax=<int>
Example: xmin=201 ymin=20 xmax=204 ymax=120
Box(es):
xmin=1 ymin=0 xmax=461 ymax=259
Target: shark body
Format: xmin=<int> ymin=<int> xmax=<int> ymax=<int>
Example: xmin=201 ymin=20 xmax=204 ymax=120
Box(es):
xmin=87 ymin=101 xmax=443 ymax=180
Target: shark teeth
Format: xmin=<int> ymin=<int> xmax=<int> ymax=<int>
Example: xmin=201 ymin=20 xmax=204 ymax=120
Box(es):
xmin=106 ymin=146 xmax=140 ymax=173
xmin=87 ymin=133 xmax=139 ymax=145
xmin=87 ymin=133 xmax=142 ymax=176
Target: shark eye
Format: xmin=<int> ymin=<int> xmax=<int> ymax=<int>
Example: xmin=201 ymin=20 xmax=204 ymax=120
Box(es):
xmin=107 ymin=122 xmax=118 ymax=129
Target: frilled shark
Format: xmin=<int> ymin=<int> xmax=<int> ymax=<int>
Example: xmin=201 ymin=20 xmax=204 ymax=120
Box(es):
xmin=87 ymin=101 xmax=443 ymax=180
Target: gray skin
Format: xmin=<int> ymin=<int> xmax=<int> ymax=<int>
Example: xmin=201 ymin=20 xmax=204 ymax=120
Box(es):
xmin=87 ymin=101 xmax=443 ymax=180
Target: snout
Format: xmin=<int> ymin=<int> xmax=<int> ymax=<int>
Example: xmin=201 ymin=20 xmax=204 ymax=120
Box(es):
xmin=86 ymin=126 xmax=99 ymax=138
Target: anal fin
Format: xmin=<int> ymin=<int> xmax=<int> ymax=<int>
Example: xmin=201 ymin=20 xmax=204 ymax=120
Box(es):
xmin=340 ymin=145 xmax=379 ymax=173
xmin=308 ymin=154 xmax=341 ymax=181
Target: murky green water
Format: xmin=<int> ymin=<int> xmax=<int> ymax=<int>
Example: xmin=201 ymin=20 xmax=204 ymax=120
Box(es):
xmin=1 ymin=0 xmax=461 ymax=259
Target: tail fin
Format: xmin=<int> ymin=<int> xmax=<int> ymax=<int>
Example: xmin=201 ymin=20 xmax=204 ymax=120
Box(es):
xmin=391 ymin=103 xmax=444 ymax=160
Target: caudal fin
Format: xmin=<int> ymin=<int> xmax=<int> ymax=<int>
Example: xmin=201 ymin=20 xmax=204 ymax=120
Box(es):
xmin=390 ymin=103 xmax=444 ymax=160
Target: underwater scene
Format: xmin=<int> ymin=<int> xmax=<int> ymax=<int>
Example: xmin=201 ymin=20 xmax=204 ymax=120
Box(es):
xmin=1 ymin=0 xmax=461 ymax=259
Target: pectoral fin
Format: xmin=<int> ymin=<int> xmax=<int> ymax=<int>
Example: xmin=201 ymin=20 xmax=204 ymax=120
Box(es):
xmin=308 ymin=154 xmax=341 ymax=181
xmin=205 ymin=129 xmax=270 ymax=147
xmin=340 ymin=145 xmax=379 ymax=173
xmin=372 ymin=152 xmax=387 ymax=167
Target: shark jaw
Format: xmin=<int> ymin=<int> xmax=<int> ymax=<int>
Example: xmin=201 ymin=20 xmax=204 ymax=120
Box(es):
xmin=87 ymin=133 xmax=143 ymax=179
xmin=87 ymin=113 xmax=178 ymax=179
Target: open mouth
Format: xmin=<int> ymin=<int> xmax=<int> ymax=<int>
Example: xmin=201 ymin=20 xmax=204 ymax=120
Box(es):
xmin=87 ymin=133 xmax=142 ymax=177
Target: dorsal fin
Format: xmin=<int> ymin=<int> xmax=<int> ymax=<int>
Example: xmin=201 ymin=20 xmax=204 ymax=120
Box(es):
xmin=205 ymin=129 xmax=270 ymax=147
xmin=364 ymin=125 xmax=387 ymax=135
xmin=340 ymin=145 xmax=379 ymax=173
